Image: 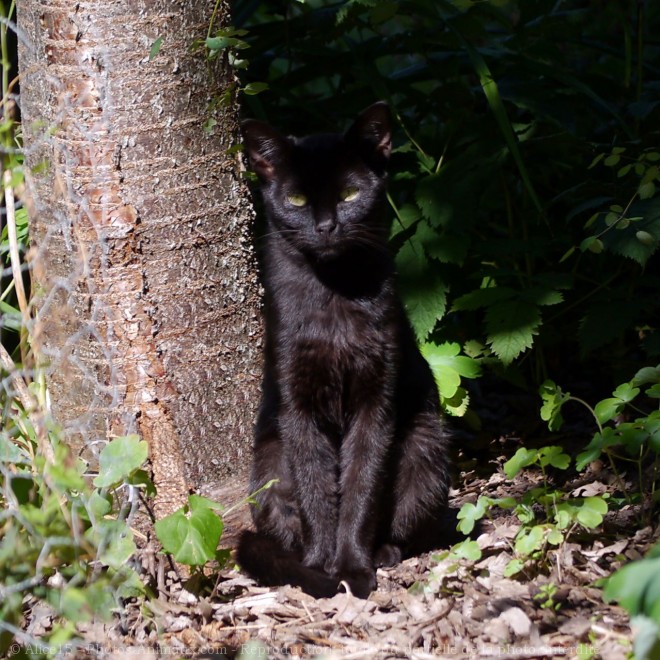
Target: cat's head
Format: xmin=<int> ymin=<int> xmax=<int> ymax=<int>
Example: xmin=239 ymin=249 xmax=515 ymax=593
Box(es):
xmin=241 ymin=102 xmax=392 ymax=261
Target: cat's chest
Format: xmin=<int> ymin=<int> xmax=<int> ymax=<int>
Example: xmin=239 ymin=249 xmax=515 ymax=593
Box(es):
xmin=277 ymin=292 xmax=394 ymax=417
xmin=276 ymin=286 xmax=393 ymax=373
xmin=288 ymin=292 xmax=380 ymax=351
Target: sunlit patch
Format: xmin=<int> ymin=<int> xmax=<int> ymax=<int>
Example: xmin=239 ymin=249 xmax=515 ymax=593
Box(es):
xmin=340 ymin=187 xmax=360 ymax=202
xmin=286 ymin=192 xmax=308 ymax=207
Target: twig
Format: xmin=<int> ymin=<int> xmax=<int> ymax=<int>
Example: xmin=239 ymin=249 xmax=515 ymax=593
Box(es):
xmin=3 ymin=168 xmax=28 ymax=321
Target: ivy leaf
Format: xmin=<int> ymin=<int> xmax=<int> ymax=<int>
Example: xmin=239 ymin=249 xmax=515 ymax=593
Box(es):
xmin=100 ymin=534 xmax=137 ymax=571
xmin=155 ymin=501 xmax=223 ymax=567
xmin=93 ymin=436 xmax=148 ymax=488
xmin=485 ymin=300 xmax=541 ymax=364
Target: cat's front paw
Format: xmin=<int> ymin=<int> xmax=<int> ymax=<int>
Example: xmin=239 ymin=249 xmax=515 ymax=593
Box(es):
xmin=374 ymin=543 xmax=403 ymax=567
xmin=336 ymin=567 xmax=377 ymax=599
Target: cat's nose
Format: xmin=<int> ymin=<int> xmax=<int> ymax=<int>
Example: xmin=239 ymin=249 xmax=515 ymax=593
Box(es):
xmin=316 ymin=219 xmax=337 ymax=235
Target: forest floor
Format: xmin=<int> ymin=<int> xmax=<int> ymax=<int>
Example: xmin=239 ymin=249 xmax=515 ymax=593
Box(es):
xmin=24 ymin=386 xmax=658 ymax=659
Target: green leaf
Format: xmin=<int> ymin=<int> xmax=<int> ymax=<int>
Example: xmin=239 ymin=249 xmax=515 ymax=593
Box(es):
xmin=613 ymin=382 xmax=640 ymax=403
xmin=639 ymin=181 xmax=656 ymax=200
xmin=604 ymin=554 xmax=660 ymax=617
xmin=515 ymin=525 xmax=545 ymax=555
xmin=188 ymin=494 xmax=224 ymax=513
xmin=580 ymin=236 xmax=604 ymax=253
xmin=415 ymin=175 xmax=454 ymax=225
xmin=538 ymin=446 xmax=571 ymax=470
xmin=631 ymin=616 xmax=660 ymax=660
xmin=636 ymin=230 xmax=656 ymax=246
xmin=539 ymin=380 xmax=571 ymax=431
xmin=389 ymin=202 xmax=420 ymax=239
xmin=0 ymin=434 xmax=29 ymax=463
xmin=93 ymin=436 xmax=149 ymax=488
xmin=442 ymin=387 xmax=471 ymax=417
xmin=554 ymin=504 xmax=574 ymax=530
xmin=576 ymin=496 xmax=608 ymax=528
xmin=547 ymin=529 xmax=564 ymax=545
xmin=100 ymin=534 xmax=137 ymax=571
xmin=525 ymin=288 xmax=564 ymax=307
xmin=243 ymin=82 xmax=269 ymax=96
xmin=203 ymin=117 xmax=217 ymax=134
xmin=594 ymin=397 xmax=624 ymax=425
xmin=87 ymin=491 xmax=112 ymax=519
xmin=155 ymin=502 xmax=223 ymax=567
xmin=396 ymin=240 xmax=447 ymax=342
xmin=149 ymin=36 xmax=163 ymax=61
xmin=455 ymin=32 xmax=544 ymax=215
xmin=456 ymin=500 xmax=486 ymax=535
xmin=452 ymin=539 xmax=482 ymax=561
xmin=485 ymin=300 xmax=541 ymax=364
xmin=579 ymin=300 xmax=643 ymax=354
xmin=503 ymin=558 xmax=525 ymax=577
xmin=452 ymin=286 xmax=514 ymax=311
xmin=575 ymin=447 xmax=601 ymax=472
xmin=504 ymin=447 xmax=538 ymax=479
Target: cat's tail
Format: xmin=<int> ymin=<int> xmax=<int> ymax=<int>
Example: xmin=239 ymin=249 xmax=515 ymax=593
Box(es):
xmin=236 ymin=530 xmax=340 ymax=599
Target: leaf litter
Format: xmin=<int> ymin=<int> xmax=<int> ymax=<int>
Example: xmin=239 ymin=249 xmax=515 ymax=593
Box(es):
xmin=20 ymin=386 xmax=658 ymax=659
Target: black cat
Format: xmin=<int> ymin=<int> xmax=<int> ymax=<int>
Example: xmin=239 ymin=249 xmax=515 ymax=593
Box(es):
xmin=237 ymin=102 xmax=451 ymax=599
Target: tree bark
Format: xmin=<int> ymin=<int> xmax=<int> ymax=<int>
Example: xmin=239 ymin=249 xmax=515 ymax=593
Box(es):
xmin=17 ymin=0 xmax=261 ymax=515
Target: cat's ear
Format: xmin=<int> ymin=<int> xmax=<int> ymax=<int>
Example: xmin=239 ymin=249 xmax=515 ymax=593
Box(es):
xmin=241 ymin=120 xmax=290 ymax=181
xmin=345 ymin=101 xmax=392 ymax=169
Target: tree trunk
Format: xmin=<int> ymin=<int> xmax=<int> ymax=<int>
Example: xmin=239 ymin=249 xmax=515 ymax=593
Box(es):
xmin=17 ymin=0 xmax=261 ymax=516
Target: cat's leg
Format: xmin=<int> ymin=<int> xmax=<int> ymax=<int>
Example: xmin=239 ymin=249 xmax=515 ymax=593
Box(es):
xmin=331 ymin=403 xmax=395 ymax=598
xmin=280 ymin=408 xmax=340 ymax=573
xmin=387 ymin=402 xmax=451 ymax=556
xmin=249 ymin=390 xmax=303 ymax=551
xmin=241 ymin=391 xmax=341 ymax=598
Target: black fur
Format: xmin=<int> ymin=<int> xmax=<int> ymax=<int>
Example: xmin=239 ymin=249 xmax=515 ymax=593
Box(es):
xmin=237 ymin=102 xmax=451 ymax=599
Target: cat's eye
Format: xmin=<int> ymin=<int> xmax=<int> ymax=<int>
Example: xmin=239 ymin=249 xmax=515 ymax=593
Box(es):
xmin=286 ymin=192 xmax=308 ymax=207
xmin=340 ymin=187 xmax=360 ymax=202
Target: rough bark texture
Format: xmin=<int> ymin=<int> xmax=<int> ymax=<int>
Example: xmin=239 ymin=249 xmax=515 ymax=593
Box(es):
xmin=17 ymin=0 xmax=261 ymax=514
